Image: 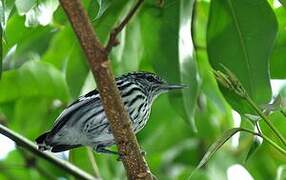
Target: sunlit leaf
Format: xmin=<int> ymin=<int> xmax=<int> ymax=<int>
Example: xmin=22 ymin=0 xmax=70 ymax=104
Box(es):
xmin=69 ymin=147 xmax=99 ymax=176
xmin=276 ymin=165 xmax=286 ymax=180
xmin=0 ymin=16 xmax=2 ymax=78
xmin=0 ymin=61 xmax=70 ymax=103
xmin=139 ymin=0 xmax=200 ymax=131
xmin=245 ymin=135 xmax=262 ymax=162
xmin=279 ymin=0 xmax=286 ymax=7
xmin=270 ymin=7 xmax=286 ymax=79
xmin=111 ymin=18 xmax=142 ymax=74
xmin=94 ymin=0 xmax=112 ymax=19
xmin=65 ymin=43 xmax=89 ymax=98
xmin=207 ymin=0 xmax=277 ymax=113
xmin=24 ymin=0 xmax=59 ymax=27
xmin=15 ymin=0 xmax=36 ymax=15
xmin=92 ymin=0 xmax=132 ymax=43
xmin=194 ymin=128 xmax=241 ymax=171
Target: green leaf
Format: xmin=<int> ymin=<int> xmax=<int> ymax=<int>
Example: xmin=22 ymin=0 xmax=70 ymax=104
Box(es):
xmin=245 ymin=135 xmax=262 ymax=162
xmin=111 ymin=17 xmax=142 ymax=74
xmin=192 ymin=128 xmax=241 ymax=175
xmin=0 ymin=16 xmax=2 ymax=78
xmin=276 ymin=165 xmax=286 ymax=180
xmin=12 ymin=98 xmax=50 ymax=138
xmin=193 ymin=1 xmax=233 ymax=138
xmin=0 ymin=0 xmax=4 ymax=25
xmin=94 ymin=0 xmax=112 ymax=19
xmin=42 ymin=26 xmax=75 ymax=70
xmin=207 ymin=0 xmax=277 ymax=113
xmin=260 ymin=111 xmax=286 ymax=147
xmin=279 ymin=0 xmax=286 ymax=7
xmin=15 ymin=0 xmax=36 ymax=15
xmin=24 ymin=0 xmax=59 ymax=27
xmin=92 ymin=0 xmax=132 ymax=44
xmin=270 ymin=7 xmax=286 ymax=79
xmin=179 ymin=0 xmax=200 ymax=131
xmin=0 ymin=150 xmax=39 ymax=179
xmin=139 ymin=0 xmax=200 ymax=131
xmin=0 ymin=61 xmax=70 ymax=103
xmin=3 ymin=13 xmax=54 ymax=68
xmin=65 ymin=43 xmax=89 ymax=98
xmin=69 ymin=147 xmax=99 ymax=176
xmin=42 ymin=25 xmax=88 ymax=98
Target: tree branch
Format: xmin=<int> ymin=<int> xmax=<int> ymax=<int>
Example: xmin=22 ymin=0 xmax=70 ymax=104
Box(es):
xmin=59 ymin=0 xmax=152 ymax=179
xmin=0 ymin=124 xmax=97 ymax=180
xmin=105 ymin=0 xmax=144 ymax=53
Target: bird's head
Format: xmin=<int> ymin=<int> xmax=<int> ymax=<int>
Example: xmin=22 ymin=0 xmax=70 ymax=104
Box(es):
xmin=122 ymin=72 xmax=187 ymax=100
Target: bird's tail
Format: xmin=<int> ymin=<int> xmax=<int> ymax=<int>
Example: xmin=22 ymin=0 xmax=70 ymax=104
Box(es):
xmin=35 ymin=132 xmax=52 ymax=151
xmin=36 ymin=132 xmax=82 ymax=152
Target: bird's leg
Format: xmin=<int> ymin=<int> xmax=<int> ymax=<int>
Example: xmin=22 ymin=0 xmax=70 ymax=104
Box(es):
xmin=140 ymin=149 xmax=146 ymax=156
xmin=95 ymin=145 xmax=125 ymax=161
xmin=95 ymin=145 xmax=146 ymax=160
xmin=95 ymin=145 xmax=119 ymax=155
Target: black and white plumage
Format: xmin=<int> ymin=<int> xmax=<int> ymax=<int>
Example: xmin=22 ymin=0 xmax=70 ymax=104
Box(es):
xmin=36 ymin=72 xmax=185 ymax=154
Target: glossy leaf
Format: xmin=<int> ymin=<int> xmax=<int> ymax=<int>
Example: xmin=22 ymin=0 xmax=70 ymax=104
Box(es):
xmin=139 ymin=0 xmax=200 ymax=130
xmin=276 ymin=165 xmax=286 ymax=180
xmin=4 ymin=13 xmax=54 ymax=67
xmin=15 ymin=0 xmax=36 ymax=15
xmin=94 ymin=0 xmax=112 ymax=19
xmin=270 ymin=7 xmax=286 ymax=79
xmin=245 ymin=135 xmax=262 ymax=162
xmin=279 ymin=0 xmax=286 ymax=7
xmin=179 ymin=0 xmax=200 ymax=131
xmin=69 ymin=147 xmax=99 ymax=176
xmin=92 ymin=0 xmax=132 ymax=44
xmin=207 ymin=0 xmax=277 ymax=113
xmin=0 ymin=61 xmax=70 ymax=103
xmin=42 ymin=26 xmax=75 ymax=69
xmin=24 ymin=0 xmax=59 ymax=27
xmin=11 ymin=98 xmax=50 ymax=138
xmin=0 ymin=16 xmax=2 ymax=78
xmin=194 ymin=128 xmax=241 ymax=171
xmin=65 ymin=43 xmax=89 ymax=98
xmin=111 ymin=19 xmax=142 ymax=74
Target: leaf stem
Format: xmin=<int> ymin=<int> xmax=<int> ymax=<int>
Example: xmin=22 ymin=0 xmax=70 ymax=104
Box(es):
xmin=87 ymin=147 xmax=101 ymax=178
xmin=240 ymin=128 xmax=286 ymax=155
xmin=105 ymin=0 xmax=144 ymax=53
xmin=245 ymin=96 xmax=286 ymax=147
xmin=281 ymin=110 xmax=286 ymax=118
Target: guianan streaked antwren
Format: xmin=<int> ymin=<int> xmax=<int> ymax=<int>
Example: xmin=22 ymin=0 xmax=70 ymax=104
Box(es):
xmin=36 ymin=72 xmax=186 ymax=155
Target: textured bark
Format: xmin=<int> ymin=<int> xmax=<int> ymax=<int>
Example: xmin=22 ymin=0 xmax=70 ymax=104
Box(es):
xmin=59 ymin=0 xmax=152 ymax=179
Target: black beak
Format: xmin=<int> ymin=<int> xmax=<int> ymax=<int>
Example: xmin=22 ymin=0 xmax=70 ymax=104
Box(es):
xmin=162 ymin=84 xmax=188 ymax=90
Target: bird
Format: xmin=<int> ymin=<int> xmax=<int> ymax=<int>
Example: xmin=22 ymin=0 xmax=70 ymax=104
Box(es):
xmin=36 ymin=72 xmax=186 ymax=155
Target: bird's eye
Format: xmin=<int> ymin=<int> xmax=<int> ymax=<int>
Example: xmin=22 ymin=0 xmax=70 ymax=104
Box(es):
xmin=147 ymin=76 xmax=155 ymax=82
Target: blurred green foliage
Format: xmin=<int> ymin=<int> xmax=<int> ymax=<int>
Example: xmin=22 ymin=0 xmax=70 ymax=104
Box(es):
xmin=0 ymin=0 xmax=286 ymax=179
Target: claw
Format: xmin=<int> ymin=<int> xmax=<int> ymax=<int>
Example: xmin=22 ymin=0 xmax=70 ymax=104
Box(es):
xmin=116 ymin=152 xmax=125 ymax=161
xmin=140 ymin=149 xmax=146 ymax=156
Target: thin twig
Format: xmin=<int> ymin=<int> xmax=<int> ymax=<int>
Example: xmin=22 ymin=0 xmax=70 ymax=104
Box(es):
xmin=246 ymin=96 xmax=286 ymax=147
xmin=240 ymin=128 xmax=286 ymax=155
xmin=18 ymin=148 xmax=57 ymax=180
xmin=105 ymin=0 xmax=144 ymax=53
xmin=281 ymin=110 xmax=286 ymax=118
xmin=59 ymin=0 xmax=152 ymax=179
xmin=0 ymin=124 xmax=97 ymax=180
xmin=87 ymin=147 xmax=101 ymax=178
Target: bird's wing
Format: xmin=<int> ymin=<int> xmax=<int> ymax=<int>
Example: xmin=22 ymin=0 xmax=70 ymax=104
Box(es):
xmin=49 ymin=89 xmax=100 ymax=136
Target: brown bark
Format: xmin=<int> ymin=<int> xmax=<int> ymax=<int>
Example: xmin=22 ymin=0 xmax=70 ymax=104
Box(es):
xmin=59 ymin=0 xmax=152 ymax=179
